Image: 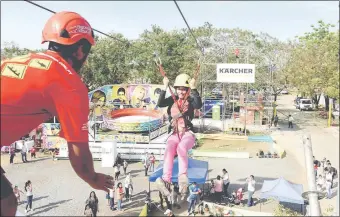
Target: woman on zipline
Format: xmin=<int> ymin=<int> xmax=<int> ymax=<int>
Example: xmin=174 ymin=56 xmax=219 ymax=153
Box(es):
xmin=156 ymin=73 xmax=202 ymax=197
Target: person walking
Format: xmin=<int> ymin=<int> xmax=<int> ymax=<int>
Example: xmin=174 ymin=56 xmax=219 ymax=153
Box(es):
xmin=214 ymin=175 xmax=223 ymax=204
xmin=123 ymin=160 xmax=128 ymax=175
xmin=288 ymin=115 xmax=294 ymax=128
xmin=116 ymin=182 xmax=125 ymax=211
xmin=24 ymin=180 xmax=33 ymax=213
xmin=246 ymin=175 xmax=256 ymax=207
xmin=86 ymin=191 xmax=99 ymax=217
xmin=222 ymin=169 xmax=230 ymax=197
xmin=21 ymin=145 xmax=28 ymax=163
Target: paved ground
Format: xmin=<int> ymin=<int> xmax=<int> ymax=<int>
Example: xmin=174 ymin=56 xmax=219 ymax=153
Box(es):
xmin=272 ymin=94 xmax=339 ymax=214
xmin=2 ymin=149 xmax=306 ymax=216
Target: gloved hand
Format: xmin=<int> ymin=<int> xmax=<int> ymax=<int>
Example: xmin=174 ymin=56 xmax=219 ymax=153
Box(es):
xmin=163 ymin=77 xmax=169 ymax=90
xmin=189 ymin=78 xmax=196 ymax=89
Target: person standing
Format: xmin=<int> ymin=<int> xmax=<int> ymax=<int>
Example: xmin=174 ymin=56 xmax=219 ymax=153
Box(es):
xmin=274 ymin=115 xmax=279 ymax=127
xmin=114 ymin=164 xmax=121 ymax=181
xmin=288 ymin=115 xmax=294 ymax=128
xmin=149 ymin=153 xmax=156 ymax=172
xmin=109 ymin=184 xmax=115 ymax=211
xmin=246 ymin=175 xmax=256 ymax=207
xmin=9 ymin=146 xmax=15 ymax=164
xmin=222 ymin=169 xmax=230 ymax=197
xmin=325 ymin=170 xmax=333 ymax=199
xmin=21 ymin=144 xmax=28 ymax=163
xmin=123 ymin=160 xmax=128 ymax=175
xmin=124 ymin=173 xmax=132 ymax=201
xmin=30 ymin=147 xmax=36 ymax=159
xmin=187 ymin=182 xmax=201 ymax=216
xmin=214 ymin=175 xmax=223 ymax=204
xmin=116 ymin=182 xmax=125 ymax=211
xmin=24 ymin=180 xmax=33 ymax=213
xmin=86 ymin=191 xmax=99 ymax=217
xmin=128 ymin=184 xmax=133 ymax=202
xmin=143 ymin=152 xmax=150 ymax=176
xmin=13 ymin=185 xmax=24 ymax=203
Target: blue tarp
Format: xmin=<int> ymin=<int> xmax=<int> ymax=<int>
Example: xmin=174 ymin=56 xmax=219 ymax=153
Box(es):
xmin=148 ymin=158 xmax=208 ymax=184
xmin=260 ymin=177 xmax=304 ymax=204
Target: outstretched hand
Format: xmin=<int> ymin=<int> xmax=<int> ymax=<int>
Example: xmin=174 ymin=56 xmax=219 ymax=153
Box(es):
xmin=87 ymin=173 xmax=114 ymax=192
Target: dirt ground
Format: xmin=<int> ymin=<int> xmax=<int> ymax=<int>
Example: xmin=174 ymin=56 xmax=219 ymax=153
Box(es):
xmin=197 ymin=139 xmax=271 ymax=157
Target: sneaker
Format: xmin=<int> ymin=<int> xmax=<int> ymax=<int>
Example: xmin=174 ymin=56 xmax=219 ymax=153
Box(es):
xmin=156 ymin=177 xmax=171 ymax=197
xmin=179 ymin=174 xmax=189 ymax=198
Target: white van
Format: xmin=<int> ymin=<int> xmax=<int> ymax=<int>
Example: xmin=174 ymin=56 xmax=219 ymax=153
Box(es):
xmin=299 ymin=99 xmax=313 ymax=111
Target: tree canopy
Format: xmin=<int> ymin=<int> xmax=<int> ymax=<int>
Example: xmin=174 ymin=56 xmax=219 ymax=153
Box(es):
xmin=2 ymin=20 xmax=338 ymax=104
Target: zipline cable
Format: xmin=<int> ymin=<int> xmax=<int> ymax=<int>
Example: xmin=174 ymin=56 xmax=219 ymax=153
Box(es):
xmin=23 ymin=0 xmax=130 ymax=47
xmin=173 ymin=0 xmax=204 ymax=55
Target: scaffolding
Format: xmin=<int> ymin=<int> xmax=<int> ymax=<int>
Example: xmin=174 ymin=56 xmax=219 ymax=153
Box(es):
xmin=197 ymin=34 xmax=275 ymax=134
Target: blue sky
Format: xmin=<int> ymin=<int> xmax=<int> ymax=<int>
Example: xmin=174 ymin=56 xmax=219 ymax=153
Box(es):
xmin=1 ymin=1 xmax=338 ymax=50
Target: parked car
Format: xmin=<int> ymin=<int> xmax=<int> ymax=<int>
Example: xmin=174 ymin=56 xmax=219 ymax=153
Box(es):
xmin=280 ymin=89 xmax=289 ymax=94
xmin=298 ymin=98 xmax=314 ymax=111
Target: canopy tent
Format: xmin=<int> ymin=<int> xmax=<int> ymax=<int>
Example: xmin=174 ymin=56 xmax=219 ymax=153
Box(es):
xmin=148 ymin=158 xmax=208 ymax=184
xmin=260 ymin=177 xmax=304 ymax=204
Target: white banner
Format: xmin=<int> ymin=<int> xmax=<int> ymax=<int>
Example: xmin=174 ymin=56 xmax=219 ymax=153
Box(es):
xmin=216 ymin=64 xmax=255 ymax=83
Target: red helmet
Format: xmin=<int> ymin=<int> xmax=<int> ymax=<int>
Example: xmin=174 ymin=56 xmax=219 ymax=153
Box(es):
xmin=41 ymin=11 xmax=95 ymax=46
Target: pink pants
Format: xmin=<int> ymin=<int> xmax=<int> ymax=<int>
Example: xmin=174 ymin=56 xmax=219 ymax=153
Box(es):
xmin=162 ymin=131 xmax=195 ymax=182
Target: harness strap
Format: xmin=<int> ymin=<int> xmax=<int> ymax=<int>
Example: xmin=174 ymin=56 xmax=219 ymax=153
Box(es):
xmin=155 ymin=57 xmax=201 ymax=140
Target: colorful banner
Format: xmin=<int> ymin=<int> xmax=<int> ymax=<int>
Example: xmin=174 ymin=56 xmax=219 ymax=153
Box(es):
xmin=88 ymin=84 xmax=170 ymax=142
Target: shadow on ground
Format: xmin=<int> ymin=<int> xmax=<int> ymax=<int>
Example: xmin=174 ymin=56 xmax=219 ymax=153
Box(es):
xmin=31 ymin=199 xmax=72 ymax=216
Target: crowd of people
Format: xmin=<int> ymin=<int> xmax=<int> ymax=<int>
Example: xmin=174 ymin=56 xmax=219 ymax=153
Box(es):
xmin=83 ymin=153 xmax=136 ymax=216
xmin=314 ymin=156 xmax=338 ymax=199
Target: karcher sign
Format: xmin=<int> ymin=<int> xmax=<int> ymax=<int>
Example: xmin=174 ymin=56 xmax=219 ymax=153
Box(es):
xmin=216 ymin=64 xmax=255 ymax=83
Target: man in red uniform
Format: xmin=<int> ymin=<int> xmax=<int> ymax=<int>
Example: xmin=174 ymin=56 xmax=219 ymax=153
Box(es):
xmin=1 ymin=11 xmax=114 ymax=216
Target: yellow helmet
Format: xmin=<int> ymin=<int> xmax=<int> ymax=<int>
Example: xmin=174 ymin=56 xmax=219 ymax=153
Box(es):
xmin=173 ymin=73 xmax=191 ymax=88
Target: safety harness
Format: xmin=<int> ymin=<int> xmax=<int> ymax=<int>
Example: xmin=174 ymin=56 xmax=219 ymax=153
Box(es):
xmin=154 ymin=57 xmax=200 ymax=140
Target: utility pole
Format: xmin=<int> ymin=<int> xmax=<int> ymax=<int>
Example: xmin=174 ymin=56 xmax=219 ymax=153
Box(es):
xmin=244 ymin=48 xmax=249 ymax=136
xmin=303 ymin=134 xmax=321 ymax=216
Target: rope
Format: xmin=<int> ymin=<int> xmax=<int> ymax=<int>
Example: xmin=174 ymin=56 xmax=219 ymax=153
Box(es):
xmin=23 ymin=0 xmax=130 ymax=47
xmin=173 ymin=0 xmax=204 ymax=55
